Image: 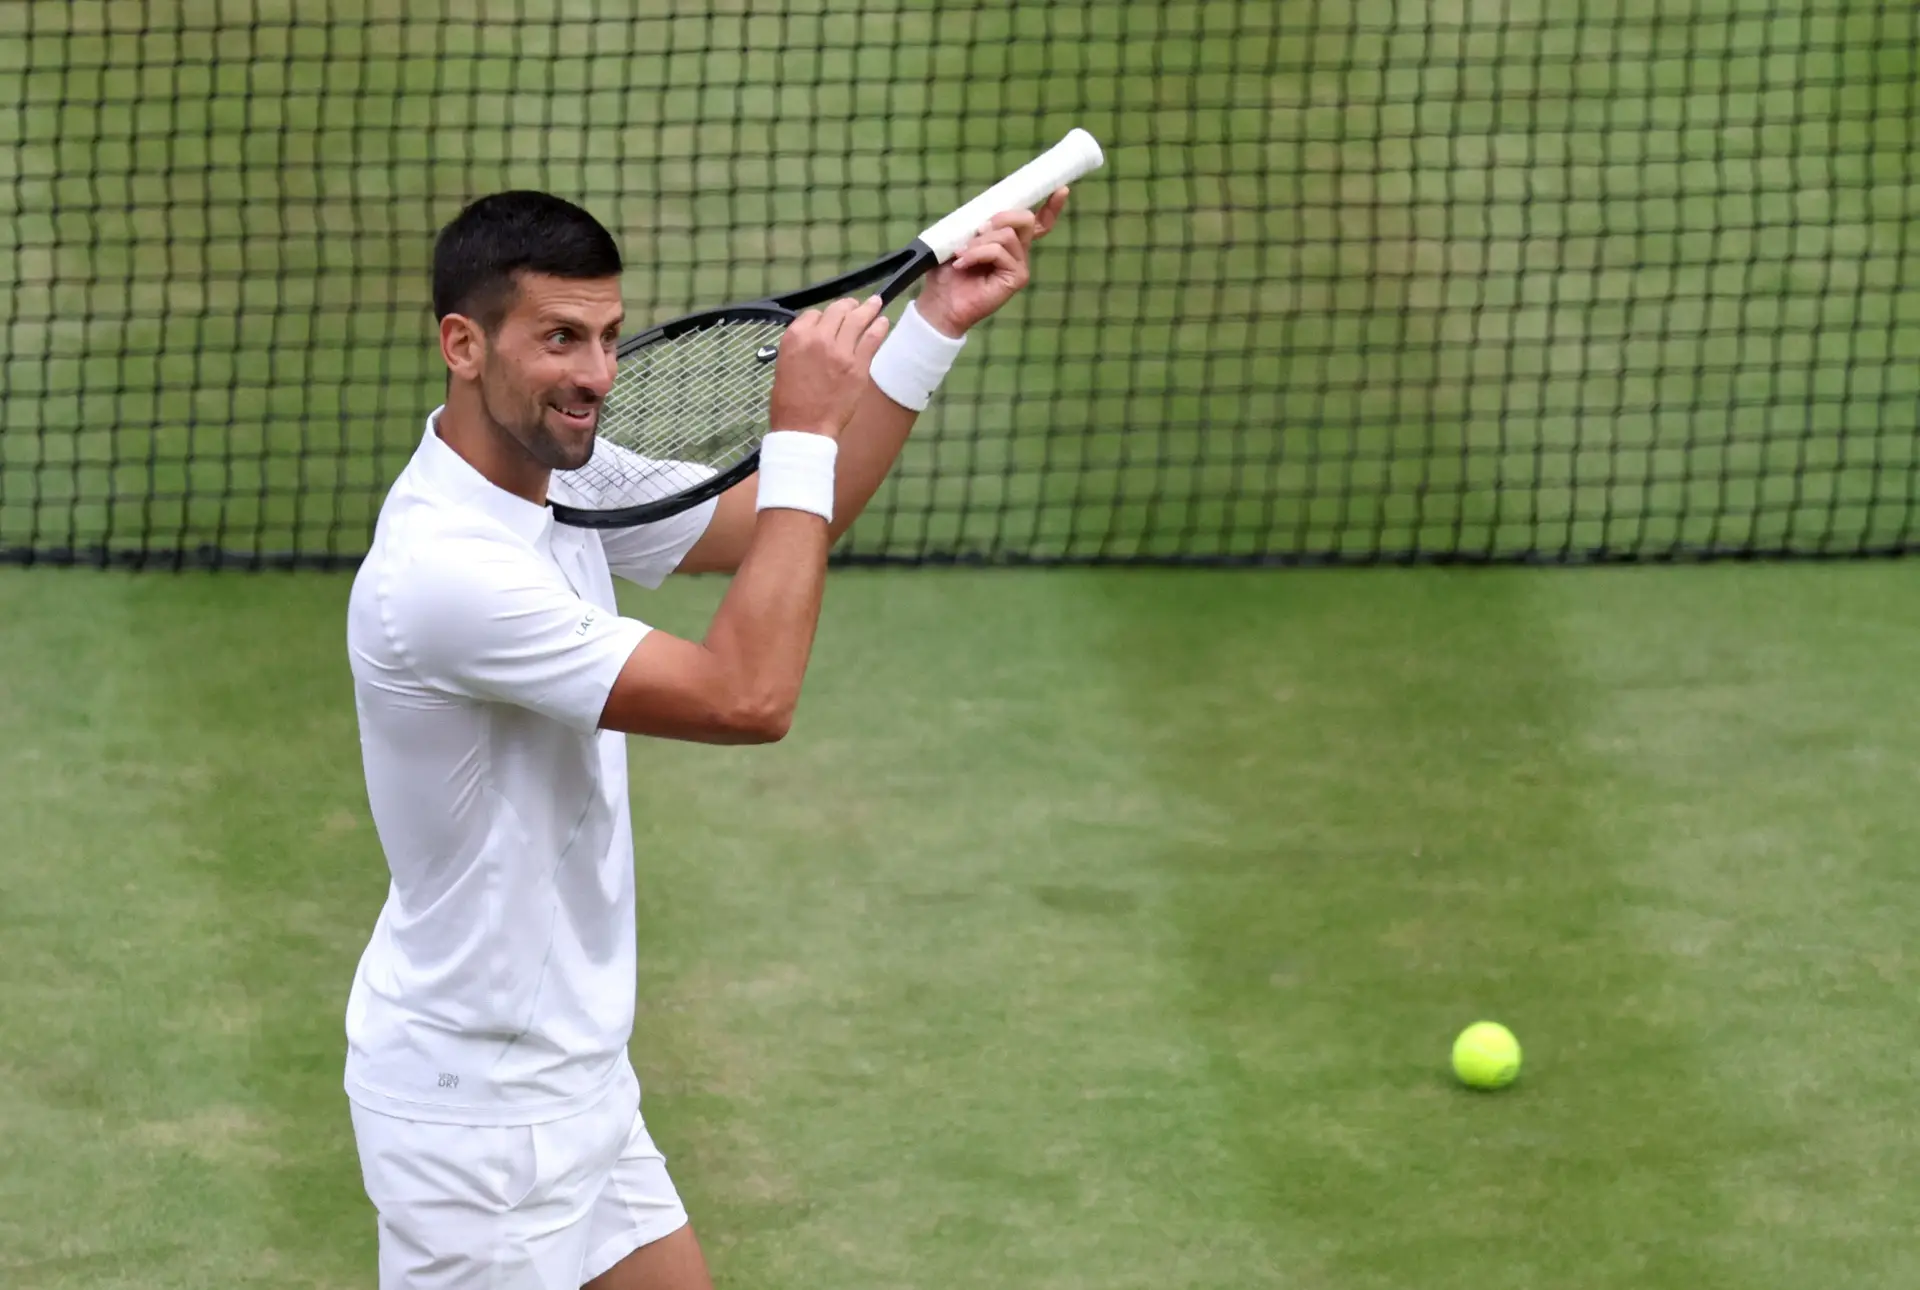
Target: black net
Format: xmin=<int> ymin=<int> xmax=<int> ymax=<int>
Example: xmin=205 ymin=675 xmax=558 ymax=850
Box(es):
xmin=3 ymin=0 xmax=1916 ymax=569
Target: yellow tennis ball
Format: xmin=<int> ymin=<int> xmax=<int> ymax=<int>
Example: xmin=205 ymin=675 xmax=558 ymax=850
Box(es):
xmin=1452 ymin=1021 xmax=1521 ymax=1089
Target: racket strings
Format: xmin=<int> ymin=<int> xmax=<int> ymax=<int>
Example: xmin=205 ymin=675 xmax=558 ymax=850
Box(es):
xmin=566 ymin=317 xmax=790 ymax=504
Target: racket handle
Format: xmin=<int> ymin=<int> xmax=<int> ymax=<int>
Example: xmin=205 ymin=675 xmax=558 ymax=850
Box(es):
xmin=917 ymin=128 xmax=1105 ymax=262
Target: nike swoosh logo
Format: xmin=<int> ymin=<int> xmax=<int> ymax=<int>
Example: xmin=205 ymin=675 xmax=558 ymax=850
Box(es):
xmin=755 ymin=344 xmax=780 ymax=362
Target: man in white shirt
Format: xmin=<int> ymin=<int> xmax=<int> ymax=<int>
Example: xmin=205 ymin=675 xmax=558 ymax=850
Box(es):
xmin=343 ymin=186 xmax=1067 ymax=1289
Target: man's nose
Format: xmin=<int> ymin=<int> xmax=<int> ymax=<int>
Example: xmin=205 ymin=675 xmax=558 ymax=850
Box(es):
xmin=577 ymin=344 xmax=617 ymax=398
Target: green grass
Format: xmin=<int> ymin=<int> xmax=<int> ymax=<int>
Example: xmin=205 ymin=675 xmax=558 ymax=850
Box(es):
xmin=2 ymin=561 xmax=1918 ymax=1287
xmin=3 ymin=5 xmax=1918 ymax=1286
xmin=3 ymin=0 xmax=1917 ymax=564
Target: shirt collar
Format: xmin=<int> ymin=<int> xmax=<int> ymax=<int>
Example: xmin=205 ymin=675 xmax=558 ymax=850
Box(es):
xmin=411 ymin=406 xmax=555 ymax=545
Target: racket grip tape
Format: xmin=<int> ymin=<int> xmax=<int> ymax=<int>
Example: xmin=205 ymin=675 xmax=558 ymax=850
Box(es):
xmin=755 ymin=431 xmax=838 ymax=522
xmin=917 ymin=128 xmax=1105 ymax=262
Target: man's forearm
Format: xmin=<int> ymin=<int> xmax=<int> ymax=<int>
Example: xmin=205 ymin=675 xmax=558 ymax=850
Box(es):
xmin=825 ymin=385 xmax=919 ymax=542
xmin=826 ymin=300 xmax=971 ymax=541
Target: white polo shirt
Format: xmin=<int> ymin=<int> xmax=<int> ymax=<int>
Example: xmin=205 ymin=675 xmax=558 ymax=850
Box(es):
xmin=342 ymin=410 xmax=714 ymax=1126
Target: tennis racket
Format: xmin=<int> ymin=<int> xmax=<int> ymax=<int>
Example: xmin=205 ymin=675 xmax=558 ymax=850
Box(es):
xmin=547 ymin=128 xmax=1105 ymax=529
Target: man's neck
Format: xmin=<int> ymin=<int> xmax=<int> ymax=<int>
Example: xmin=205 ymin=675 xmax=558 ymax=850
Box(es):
xmin=436 ymin=388 xmax=550 ymax=506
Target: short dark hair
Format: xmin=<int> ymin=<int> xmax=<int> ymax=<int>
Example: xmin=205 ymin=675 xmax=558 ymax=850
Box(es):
xmin=431 ymin=190 xmax=623 ymax=328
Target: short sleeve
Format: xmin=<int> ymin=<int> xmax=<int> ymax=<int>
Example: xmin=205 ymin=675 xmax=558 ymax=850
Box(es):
xmin=598 ymin=492 xmax=718 ymax=589
xmin=551 ymin=448 xmax=720 ymax=589
xmin=379 ymin=534 xmax=649 ymax=730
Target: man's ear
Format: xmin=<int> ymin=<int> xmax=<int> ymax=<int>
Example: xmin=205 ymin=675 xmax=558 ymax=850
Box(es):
xmin=440 ymin=313 xmax=487 ymax=382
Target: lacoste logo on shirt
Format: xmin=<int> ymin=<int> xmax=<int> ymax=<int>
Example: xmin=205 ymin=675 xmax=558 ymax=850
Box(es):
xmin=575 ymin=609 xmax=598 ymax=636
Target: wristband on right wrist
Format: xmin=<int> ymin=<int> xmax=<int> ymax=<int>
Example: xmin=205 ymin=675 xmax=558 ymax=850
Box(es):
xmin=868 ymin=300 xmax=968 ymax=412
xmin=755 ymin=430 xmax=838 ymax=522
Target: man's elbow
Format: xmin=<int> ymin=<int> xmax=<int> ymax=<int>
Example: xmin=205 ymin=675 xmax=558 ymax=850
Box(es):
xmin=602 ymin=632 xmax=801 ymax=744
xmin=719 ymin=693 xmax=795 ymax=744
xmin=598 ymin=684 xmax=794 ymax=745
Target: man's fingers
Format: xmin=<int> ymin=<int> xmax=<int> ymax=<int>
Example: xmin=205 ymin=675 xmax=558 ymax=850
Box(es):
xmin=819 ymin=295 xmax=860 ymax=339
xmin=979 ymin=208 xmax=1040 ymax=247
xmin=958 ymin=243 xmax=1021 ymax=278
xmin=953 ymin=225 xmax=1025 ymax=270
xmin=821 ymin=297 xmax=860 ymax=341
xmin=832 ymin=295 xmax=885 ymax=351
xmin=1033 ymin=188 xmax=1069 ymax=239
xmin=852 ymin=312 xmax=892 ymax=365
xmin=851 ymin=293 xmax=886 ymax=331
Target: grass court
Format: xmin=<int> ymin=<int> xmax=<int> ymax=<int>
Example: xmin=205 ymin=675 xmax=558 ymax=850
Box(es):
xmin=3 ymin=0 xmax=1919 ymax=1286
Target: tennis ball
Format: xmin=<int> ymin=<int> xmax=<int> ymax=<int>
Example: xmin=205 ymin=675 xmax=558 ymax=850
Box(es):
xmin=1451 ymin=1021 xmax=1521 ymax=1090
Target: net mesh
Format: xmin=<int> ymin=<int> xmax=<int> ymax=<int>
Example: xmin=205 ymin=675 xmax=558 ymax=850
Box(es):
xmin=3 ymin=0 xmax=1916 ymax=569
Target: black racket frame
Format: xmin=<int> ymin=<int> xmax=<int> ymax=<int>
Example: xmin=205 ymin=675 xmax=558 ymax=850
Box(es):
xmin=548 ymin=241 xmax=938 ymax=529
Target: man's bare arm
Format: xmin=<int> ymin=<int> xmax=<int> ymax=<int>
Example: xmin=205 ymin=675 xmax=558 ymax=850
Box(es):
xmin=598 ymin=297 xmax=889 ymax=742
xmin=599 ymin=509 xmax=829 ymax=743
xmin=675 ymin=192 xmax=1070 ymax=575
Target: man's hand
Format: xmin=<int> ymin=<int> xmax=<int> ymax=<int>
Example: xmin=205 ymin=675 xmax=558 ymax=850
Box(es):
xmin=913 ymin=187 xmax=1070 ymax=339
xmin=766 ymin=295 xmax=892 ymax=437
xmin=671 ymin=195 xmax=1066 ymax=576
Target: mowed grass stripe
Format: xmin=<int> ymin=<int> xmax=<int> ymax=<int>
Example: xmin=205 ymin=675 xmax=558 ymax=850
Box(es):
xmin=1083 ymin=563 xmax=1920 ymax=1286
xmin=1079 ymin=568 xmax=1739 ymax=1286
xmin=3 ymin=559 xmax=1919 ymax=1287
xmin=612 ymin=569 xmax=1304 ymax=1288
xmin=0 ymin=571 xmax=369 ymax=1289
xmin=108 ymin=572 xmax=379 ymax=1287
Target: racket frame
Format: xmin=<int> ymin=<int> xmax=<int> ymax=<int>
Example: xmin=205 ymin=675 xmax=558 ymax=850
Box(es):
xmin=546 ymin=127 xmax=1103 ymax=530
xmin=545 ymin=245 xmax=940 ymax=529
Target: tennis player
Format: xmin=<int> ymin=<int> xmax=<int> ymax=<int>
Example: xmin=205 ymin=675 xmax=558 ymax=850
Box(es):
xmin=342 ymin=185 xmax=1067 ymax=1289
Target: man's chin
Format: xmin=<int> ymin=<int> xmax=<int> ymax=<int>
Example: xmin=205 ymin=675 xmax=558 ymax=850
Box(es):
xmin=538 ymin=413 xmax=599 ymax=471
xmin=548 ymin=438 xmax=596 ymax=473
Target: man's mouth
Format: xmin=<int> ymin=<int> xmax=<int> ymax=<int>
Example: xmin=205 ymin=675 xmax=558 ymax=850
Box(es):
xmin=551 ymin=403 xmax=597 ymax=429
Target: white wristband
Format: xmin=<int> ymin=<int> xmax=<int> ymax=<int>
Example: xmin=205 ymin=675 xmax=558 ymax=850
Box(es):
xmin=868 ymin=300 xmax=968 ymax=412
xmin=755 ymin=430 xmax=838 ymax=522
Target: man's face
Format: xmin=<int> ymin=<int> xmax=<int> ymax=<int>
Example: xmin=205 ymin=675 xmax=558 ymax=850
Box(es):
xmin=472 ymin=272 xmax=625 ymax=472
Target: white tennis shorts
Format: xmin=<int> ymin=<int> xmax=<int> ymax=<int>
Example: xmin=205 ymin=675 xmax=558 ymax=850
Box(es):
xmin=349 ymin=1060 xmax=689 ymax=1289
